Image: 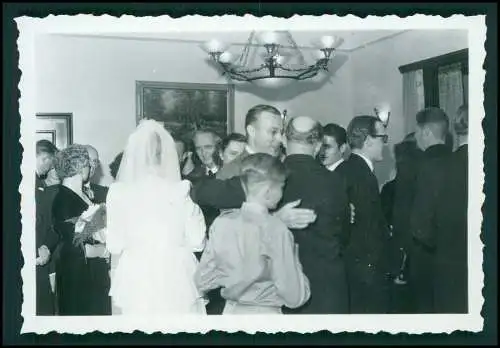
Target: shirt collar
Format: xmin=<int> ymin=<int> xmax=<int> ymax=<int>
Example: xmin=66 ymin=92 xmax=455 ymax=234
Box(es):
xmin=327 ymin=158 xmax=344 ymax=172
xmin=245 ymin=145 xmax=256 ymax=155
xmin=205 ymin=165 xmax=219 ymax=175
xmin=241 ymin=201 xmax=269 ymax=215
xmin=353 ymin=152 xmax=374 ymax=172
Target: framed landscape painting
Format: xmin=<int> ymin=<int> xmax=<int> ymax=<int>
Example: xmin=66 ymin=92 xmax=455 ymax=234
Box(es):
xmin=36 ymin=113 xmax=73 ymax=150
xmin=136 ymin=81 xmax=235 ymax=140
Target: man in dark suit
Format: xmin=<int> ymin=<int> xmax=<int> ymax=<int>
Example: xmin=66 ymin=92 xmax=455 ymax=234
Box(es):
xmin=409 ymin=107 xmax=452 ymax=313
xmin=83 ymin=145 xmax=111 ymax=314
xmin=433 ymin=105 xmax=468 ymax=313
xmin=183 ymin=130 xmax=223 ymax=232
xmin=336 ymin=115 xmax=392 ymax=314
xmin=386 ymin=133 xmax=424 ymax=313
xmin=35 ymin=140 xmax=59 ymax=315
xmin=180 ymin=130 xmax=225 ymax=315
xmin=83 ymin=145 xmax=109 ymax=204
xmin=280 ymin=116 xmax=350 ymax=314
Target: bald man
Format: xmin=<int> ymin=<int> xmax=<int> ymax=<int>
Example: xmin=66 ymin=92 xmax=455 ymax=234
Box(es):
xmin=84 ymin=145 xmax=109 ymax=204
xmin=280 ymin=116 xmax=351 ymax=314
xmin=83 ymin=145 xmax=112 ymax=315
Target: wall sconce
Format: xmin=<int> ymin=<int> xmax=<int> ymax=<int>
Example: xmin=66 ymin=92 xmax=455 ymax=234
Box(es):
xmin=374 ymin=107 xmax=391 ymax=128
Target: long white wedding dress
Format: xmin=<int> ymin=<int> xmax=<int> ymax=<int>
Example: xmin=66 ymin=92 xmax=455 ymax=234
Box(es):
xmin=106 ymin=177 xmax=207 ymax=315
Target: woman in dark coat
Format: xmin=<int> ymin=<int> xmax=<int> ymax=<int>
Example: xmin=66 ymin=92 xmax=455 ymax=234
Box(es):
xmin=52 ymin=144 xmax=110 ymax=315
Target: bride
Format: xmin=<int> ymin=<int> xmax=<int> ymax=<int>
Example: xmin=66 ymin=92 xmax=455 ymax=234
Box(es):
xmin=106 ymin=119 xmax=207 ymax=315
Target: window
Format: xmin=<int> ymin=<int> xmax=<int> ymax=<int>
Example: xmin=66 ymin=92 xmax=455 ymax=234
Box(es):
xmin=399 ymin=49 xmax=468 ymax=138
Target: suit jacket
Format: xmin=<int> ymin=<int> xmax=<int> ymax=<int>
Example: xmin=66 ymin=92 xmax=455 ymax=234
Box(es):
xmin=280 ymin=154 xmax=350 ymax=314
xmin=88 ymin=182 xmax=109 ymax=204
xmin=36 ymin=183 xmax=61 ymax=274
xmin=410 ymin=144 xmax=452 ymax=250
xmin=185 ymin=165 xmax=221 ymax=232
xmin=409 ymin=143 xmax=452 ymax=313
xmin=380 ymin=179 xmax=396 ymax=228
xmin=391 ymin=152 xmax=424 ymax=253
xmin=434 ymin=144 xmax=468 ymax=313
xmin=336 ymin=154 xmax=393 ymax=281
xmin=35 ymin=177 xmax=59 ymax=253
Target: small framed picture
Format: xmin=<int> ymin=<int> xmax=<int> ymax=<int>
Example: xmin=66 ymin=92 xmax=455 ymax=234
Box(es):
xmin=36 ymin=113 xmax=73 ymax=150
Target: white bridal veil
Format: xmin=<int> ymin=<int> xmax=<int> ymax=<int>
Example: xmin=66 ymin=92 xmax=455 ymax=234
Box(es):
xmin=116 ymin=119 xmax=181 ymax=183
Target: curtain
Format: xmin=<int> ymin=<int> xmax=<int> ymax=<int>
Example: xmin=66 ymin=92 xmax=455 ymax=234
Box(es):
xmin=403 ymin=69 xmax=425 ymax=135
xmin=438 ymin=62 xmax=465 ymax=132
xmin=462 ymin=73 xmax=469 ymax=105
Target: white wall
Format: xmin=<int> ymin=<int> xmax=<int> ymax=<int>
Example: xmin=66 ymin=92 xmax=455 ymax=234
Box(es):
xmin=35 ymin=35 xmax=352 ymax=185
xmin=350 ymin=29 xmax=468 ymax=185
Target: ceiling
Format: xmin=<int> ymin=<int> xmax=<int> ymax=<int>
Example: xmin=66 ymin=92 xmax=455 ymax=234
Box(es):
xmin=49 ymin=30 xmax=408 ymax=52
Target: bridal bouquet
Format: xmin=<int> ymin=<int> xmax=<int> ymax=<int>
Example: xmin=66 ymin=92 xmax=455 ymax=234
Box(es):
xmin=65 ymin=203 xmax=107 ymax=249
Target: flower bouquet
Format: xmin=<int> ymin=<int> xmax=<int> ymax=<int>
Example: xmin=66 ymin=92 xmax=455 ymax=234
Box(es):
xmin=65 ymin=203 xmax=108 ymax=260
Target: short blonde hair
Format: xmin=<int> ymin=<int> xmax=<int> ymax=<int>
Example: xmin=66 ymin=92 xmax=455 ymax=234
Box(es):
xmin=240 ymin=153 xmax=287 ymax=195
xmin=54 ymin=144 xmax=89 ymax=179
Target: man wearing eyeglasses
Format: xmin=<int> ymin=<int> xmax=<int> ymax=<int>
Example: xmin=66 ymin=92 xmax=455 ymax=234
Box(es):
xmin=336 ymin=115 xmax=393 ymax=314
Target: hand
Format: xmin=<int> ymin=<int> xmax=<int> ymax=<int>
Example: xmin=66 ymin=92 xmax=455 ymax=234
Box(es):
xmin=274 ymin=200 xmax=317 ymax=229
xmin=182 ymin=152 xmax=195 ymax=176
xmin=36 ymin=245 xmax=51 ymax=266
xmin=102 ymin=248 xmax=111 ymax=263
xmin=349 ymin=203 xmax=356 ymax=224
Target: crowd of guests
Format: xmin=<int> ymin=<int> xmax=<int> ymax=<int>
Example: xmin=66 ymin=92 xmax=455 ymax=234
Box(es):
xmin=35 ymin=102 xmax=468 ymax=316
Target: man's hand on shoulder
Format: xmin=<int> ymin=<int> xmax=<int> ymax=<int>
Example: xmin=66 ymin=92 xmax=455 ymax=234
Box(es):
xmin=274 ymin=199 xmax=317 ymax=229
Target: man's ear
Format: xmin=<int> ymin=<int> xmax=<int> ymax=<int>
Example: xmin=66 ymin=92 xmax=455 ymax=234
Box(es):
xmin=313 ymin=141 xmax=322 ymax=157
xmin=340 ymin=143 xmax=348 ymax=155
xmin=246 ymin=124 xmax=255 ymax=139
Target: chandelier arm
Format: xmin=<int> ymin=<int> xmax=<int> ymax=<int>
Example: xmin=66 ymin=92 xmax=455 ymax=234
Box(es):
xmin=277 ymin=65 xmax=315 ymax=73
xmin=284 ymin=31 xmax=307 ymax=67
xmin=222 ymin=63 xmax=268 ymax=75
xmin=236 ymin=31 xmax=255 ymax=67
xmin=220 ymin=64 xmax=267 ymax=81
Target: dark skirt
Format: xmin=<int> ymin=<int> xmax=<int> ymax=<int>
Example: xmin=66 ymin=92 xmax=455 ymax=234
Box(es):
xmin=56 ymin=246 xmax=111 ymax=316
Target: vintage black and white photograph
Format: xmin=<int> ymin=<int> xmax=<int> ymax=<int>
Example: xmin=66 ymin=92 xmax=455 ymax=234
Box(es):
xmin=17 ymin=14 xmax=486 ymax=335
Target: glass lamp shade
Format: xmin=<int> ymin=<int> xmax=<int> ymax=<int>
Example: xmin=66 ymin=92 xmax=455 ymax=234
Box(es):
xmin=312 ymin=35 xmax=344 ymax=49
xmin=218 ymin=51 xmax=233 ymax=64
xmin=258 ymin=31 xmax=280 ymax=45
xmin=201 ymin=39 xmax=228 ymax=53
xmin=252 ymin=77 xmax=294 ymax=88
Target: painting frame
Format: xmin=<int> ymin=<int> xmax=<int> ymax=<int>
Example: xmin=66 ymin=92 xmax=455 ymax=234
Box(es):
xmin=36 ymin=113 xmax=73 ymax=150
xmin=135 ymin=81 xmax=235 ymax=139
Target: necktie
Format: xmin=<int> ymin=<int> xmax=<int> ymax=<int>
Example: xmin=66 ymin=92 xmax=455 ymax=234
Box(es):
xmin=83 ymin=185 xmax=95 ymax=201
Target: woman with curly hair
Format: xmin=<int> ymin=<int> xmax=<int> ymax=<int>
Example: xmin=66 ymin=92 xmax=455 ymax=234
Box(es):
xmin=52 ymin=144 xmax=111 ymax=315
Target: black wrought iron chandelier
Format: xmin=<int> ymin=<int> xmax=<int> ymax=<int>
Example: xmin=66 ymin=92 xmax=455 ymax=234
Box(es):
xmin=201 ymin=31 xmax=344 ymax=84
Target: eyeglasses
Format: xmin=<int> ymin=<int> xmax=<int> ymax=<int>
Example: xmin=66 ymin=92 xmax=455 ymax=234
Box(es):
xmin=371 ymin=134 xmax=389 ymax=144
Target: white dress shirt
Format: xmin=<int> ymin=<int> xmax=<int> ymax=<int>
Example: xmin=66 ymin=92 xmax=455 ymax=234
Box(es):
xmin=327 ymin=158 xmax=344 ymax=172
xmin=245 ymin=145 xmax=257 ymax=155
